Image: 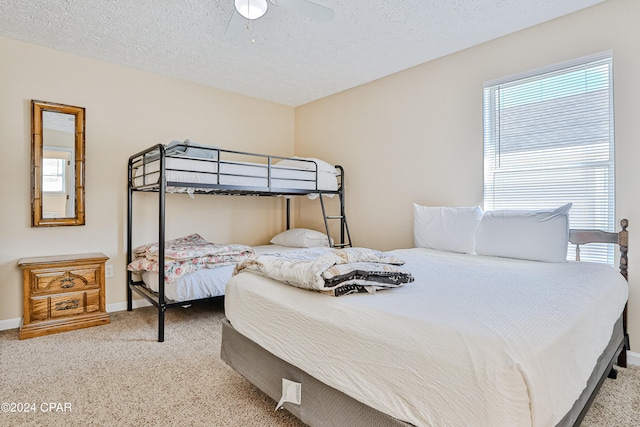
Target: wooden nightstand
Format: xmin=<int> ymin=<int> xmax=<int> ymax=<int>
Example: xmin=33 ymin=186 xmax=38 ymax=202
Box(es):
xmin=18 ymin=253 xmax=110 ymax=339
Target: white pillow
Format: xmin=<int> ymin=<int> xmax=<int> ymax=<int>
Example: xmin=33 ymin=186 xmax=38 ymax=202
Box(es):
xmin=413 ymin=204 xmax=483 ymax=254
xmin=270 ymin=228 xmax=332 ymax=248
xmin=474 ymin=203 xmax=572 ymax=262
xmin=275 ymin=157 xmax=338 ymax=175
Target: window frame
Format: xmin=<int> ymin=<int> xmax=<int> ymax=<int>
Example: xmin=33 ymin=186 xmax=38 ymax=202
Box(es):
xmin=482 ymin=51 xmax=615 ymax=264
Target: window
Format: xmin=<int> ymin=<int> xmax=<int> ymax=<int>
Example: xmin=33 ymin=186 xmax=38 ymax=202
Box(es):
xmin=42 ymin=146 xmax=73 ymax=194
xmin=483 ymin=53 xmax=614 ymax=263
xmin=42 ymin=157 xmax=66 ymax=193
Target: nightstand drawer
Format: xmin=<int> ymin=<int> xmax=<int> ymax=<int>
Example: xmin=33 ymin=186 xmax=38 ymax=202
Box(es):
xmin=31 ymin=267 xmax=100 ymax=294
xmin=30 ymin=290 xmax=101 ymax=321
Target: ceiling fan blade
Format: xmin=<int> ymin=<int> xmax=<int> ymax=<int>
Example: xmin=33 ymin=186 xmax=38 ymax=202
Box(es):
xmin=225 ymin=10 xmax=246 ymax=39
xmin=271 ymin=0 xmax=334 ymax=22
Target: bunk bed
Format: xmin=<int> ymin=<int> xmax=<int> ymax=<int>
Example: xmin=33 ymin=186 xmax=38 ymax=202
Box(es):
xmin=126 ymin=141 xmax=351 ymax=342
xmin=221 ymin=216 xmax=630 ymax=427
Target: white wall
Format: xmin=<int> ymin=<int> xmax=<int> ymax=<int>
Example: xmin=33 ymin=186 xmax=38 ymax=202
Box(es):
xmin=0 ymin=37 xmax=294 ymax=325
xmin=295 ymin=0 xmax=640 ymax=348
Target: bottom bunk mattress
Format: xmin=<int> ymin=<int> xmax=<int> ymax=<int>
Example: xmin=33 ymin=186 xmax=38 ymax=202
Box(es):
xmin=223 ymin=248 xmax=628 ymax=427
xmin=139 ymin=244 xmax=293 ymax=302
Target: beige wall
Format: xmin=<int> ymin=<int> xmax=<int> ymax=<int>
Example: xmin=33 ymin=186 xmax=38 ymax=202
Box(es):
xmin=2 ymin=0 xmax=639 ymax=349
xmin=0 ymin=37 xmax=294 ymax=325
xmin=295 ymin=0 xmax=640 ymax=346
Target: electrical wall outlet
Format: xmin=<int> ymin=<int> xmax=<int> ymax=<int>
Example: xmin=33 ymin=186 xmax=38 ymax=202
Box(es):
xmin=105 ymin=264 xmax=114 ymax=278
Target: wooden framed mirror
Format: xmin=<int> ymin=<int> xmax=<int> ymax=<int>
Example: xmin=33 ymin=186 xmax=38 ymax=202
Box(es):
xmin=31 ymin=100 xmax=85 ymax=227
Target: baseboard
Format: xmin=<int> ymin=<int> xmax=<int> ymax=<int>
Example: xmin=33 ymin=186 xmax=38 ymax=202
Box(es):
xmin=106 ymin=299 xmax=152 ymax=313
xmin=625 ymin=350 xmax=640 ymax=366
xmin=0 ymin=317 xmax=21 ymax=331
xmin=0 ymin=299 xmax=152 ymax=332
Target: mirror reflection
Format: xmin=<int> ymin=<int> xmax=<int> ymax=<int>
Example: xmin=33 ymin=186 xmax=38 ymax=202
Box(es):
xmin=42 ymin=111 xmax=76 ymax=218
xmin=31 ymin=100 xmax=85 ymax=227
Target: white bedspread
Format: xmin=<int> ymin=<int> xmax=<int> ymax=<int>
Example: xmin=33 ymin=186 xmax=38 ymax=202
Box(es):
xmin=224 ymin=248 xmax=628 ymax=427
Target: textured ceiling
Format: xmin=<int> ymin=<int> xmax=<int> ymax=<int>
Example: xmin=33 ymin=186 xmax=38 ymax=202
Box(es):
xmin=0 ymin=0 xmax=604 ymax=106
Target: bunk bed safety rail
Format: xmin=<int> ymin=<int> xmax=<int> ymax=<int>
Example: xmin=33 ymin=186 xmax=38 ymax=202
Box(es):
xmin=128 ymin=144 xmax=329 ymax=194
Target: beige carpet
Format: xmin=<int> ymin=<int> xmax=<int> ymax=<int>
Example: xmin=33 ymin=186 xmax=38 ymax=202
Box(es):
xmin=0 ymin=300 xmax=638 ymax=427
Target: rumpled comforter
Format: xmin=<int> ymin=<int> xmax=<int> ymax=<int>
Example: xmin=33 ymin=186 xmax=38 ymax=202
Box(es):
xmin=164 ymin=139 xmax=218 ymax=159
xmin=233 ymin=247 xmax=414 ymax=296
xmin=128 ymin=233 xmax=254 ymax=283
xmin=143 ymin=139 xmax=218 ymax=162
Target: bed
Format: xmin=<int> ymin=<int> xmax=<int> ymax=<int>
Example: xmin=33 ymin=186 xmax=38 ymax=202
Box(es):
xmin=130 ymin=241 xmax=313 ymax=302
xmin=220 ymin=206 xmax=629 ymax=427
xmin=126 ymin=140 xmax=352 ymax=342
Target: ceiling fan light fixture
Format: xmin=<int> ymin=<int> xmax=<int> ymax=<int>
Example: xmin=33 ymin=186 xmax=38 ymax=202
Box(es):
xmin=235 ymin=0 xmax=268 ymax=20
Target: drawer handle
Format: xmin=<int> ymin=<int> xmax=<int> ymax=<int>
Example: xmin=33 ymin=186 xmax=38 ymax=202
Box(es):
xmin=54 ymin=299 xmax=80 ymax=311
xmin=60 ymin=278 xmax=76 ymax=289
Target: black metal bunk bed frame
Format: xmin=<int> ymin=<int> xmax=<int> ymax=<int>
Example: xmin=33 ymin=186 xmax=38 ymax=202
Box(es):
xmin=127 ymin=143 xmax=351 ymax=342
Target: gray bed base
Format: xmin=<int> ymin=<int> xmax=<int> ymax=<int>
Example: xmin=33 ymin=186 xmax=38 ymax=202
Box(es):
xmin=221 ymin=316 xmax=625 ymax=427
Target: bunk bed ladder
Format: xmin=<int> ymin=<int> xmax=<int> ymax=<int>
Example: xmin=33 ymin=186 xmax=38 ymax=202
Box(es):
xmin=319 ymin=191 xmax=352 ymax=248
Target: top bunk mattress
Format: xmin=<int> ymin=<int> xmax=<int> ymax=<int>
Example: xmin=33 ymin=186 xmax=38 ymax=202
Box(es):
xmin=132 ymin=155 xmax=339 ymax=194
xmin=224 ymin=247 xmax=628 ymax=427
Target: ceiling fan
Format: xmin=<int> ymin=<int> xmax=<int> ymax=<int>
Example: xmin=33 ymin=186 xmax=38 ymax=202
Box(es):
xmin=226 ymin=0 xmax=334 ymax=38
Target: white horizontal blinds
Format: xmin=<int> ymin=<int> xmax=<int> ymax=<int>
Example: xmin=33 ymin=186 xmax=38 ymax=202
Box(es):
xmin=484 ymin=55 xmax=614 ymax=264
